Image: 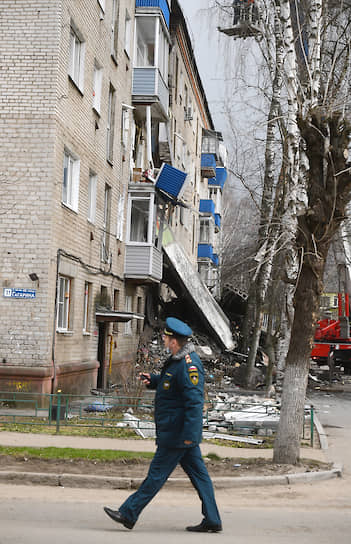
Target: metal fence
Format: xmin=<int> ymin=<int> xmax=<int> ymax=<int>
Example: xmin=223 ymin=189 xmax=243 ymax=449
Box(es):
xmin=0 ymin=391 xmax=314 ymax=446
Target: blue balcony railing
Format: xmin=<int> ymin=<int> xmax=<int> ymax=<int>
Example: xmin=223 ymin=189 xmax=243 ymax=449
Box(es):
xmin=135 ymin=0 xmax=170 ymax=27
xmin=212 ymin=253 xmax=219 ymax=266
xmin=199 ymin=199 xmax=215 ymax=217
xmin=198 ymin=243 xmax=214 ymax=260
xmin=208 ymin=167 xmax=228 ymax=189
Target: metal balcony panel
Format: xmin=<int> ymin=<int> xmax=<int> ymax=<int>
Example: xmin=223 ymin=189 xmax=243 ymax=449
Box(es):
xmin=132 ymin=67 xmax=169 ymax=120
xmin=212 ymin=253 xmax=219 ymax=266
xmin=198 ymin=243 xmax=214 ymax=260
xmin=199 ymin=199 xmax=216 ymax=216
xmin=215 ymin=214 xmax=221 ymax=229
xmin=125 ymin=244 xmax=162 ymax=282
xmin=156 ymin=163 xmax=187 ymax=199
xmin=161 ymin=223 xmax=234 ymax=351
xmin=208 ymin=167 xmax=228 ymax=189
xmin=201 ymin=153 xmax=216 ymax=178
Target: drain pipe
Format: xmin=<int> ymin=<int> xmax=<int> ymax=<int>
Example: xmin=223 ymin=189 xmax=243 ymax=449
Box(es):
xmin=51 ymin=249 xmax=61 ymax=394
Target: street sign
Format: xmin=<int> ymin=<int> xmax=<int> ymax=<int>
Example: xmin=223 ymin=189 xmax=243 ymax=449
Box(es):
xmin=3 ymin=288 xmax=36 ymax=299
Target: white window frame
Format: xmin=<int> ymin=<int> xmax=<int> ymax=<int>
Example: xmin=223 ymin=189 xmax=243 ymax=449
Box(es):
xmin=88 ymin=172 xmax=97 ymax=223
xmin=199 ymin=217 xmax=214 ymax=245
xmin=121 ymin=107 xmax=130 ymax=149
xmin=57 ymin=276 xmax=71 ymax=332
xmin=69 ymin=24 xmax=85 ymax=91
xmin=92 ymin=60 xmax=103 ymax=114
xmin=116 ymin=193 xmax=125 ymax=241
xmin=83 ymin=281 xmax=91 ymax=333
xmin=62 ymin=149 xmax=80 ymax=212
xmin=127 ymin=192 xmax=155 ymax=245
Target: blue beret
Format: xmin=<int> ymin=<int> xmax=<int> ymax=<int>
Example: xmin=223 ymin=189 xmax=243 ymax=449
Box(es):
xmin=164 ymin=317 xmax=192 ymax=337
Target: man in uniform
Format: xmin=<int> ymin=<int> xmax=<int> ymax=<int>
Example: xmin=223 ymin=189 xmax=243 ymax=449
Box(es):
xmin=103 ymin=317 xmax=222 ymax=533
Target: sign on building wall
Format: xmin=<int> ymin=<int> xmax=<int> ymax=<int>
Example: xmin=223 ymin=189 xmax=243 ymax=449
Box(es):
xmin=3 ymin=288 xmax=36 ymax=299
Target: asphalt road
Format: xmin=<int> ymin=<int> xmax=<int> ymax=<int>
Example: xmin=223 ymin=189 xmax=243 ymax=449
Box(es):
xmin=0 ymin=391 xmax=350 ymax=543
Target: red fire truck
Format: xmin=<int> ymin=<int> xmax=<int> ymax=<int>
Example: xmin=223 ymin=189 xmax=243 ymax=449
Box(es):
xmin=311 ymin=293 xmax=351 ymax=373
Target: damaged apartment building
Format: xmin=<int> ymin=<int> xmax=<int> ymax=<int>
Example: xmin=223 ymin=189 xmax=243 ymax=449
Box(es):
xmin=0 ymin=0 xmax=233 ymax=397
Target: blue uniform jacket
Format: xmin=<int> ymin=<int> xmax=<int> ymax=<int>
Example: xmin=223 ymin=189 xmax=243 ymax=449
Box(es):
xmin=147 ymin=342 xmax=204 ymax=448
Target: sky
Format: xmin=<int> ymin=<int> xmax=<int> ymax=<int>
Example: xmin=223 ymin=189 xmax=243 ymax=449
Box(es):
xmin=178 ymin=1 xmax=266 ymax=200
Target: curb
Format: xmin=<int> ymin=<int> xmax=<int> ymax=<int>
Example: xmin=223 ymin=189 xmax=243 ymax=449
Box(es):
xmin=0 ymin=463 xmax=342 ymax=489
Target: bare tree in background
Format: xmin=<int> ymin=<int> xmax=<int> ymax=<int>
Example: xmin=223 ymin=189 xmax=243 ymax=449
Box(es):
xmin=216 ymin=0 xmax=351 ymax=463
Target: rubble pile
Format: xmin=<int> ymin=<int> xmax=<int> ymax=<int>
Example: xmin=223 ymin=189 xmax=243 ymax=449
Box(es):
xmin=136 ymin=328 xmax=267 ymax=391
xmin=204 ymin=392 xmax=280 ymax=437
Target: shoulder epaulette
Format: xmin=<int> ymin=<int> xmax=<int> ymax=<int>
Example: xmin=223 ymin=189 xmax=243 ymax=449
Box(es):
xmin=185 ymin=354 xmax=192 ymax=364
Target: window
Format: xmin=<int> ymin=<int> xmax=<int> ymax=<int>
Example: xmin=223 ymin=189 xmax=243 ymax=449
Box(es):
xmin=111 ymin=0 xmax=119 ymax=59
xmin=83 ymin=281 xmax=92 ymax=333
xmin=124 ymin=295 xmax=133 ymax=335
xmin=136 ymin=17 xmax=155 ymax=67
xmin=62 ymin=150 xmax=80 ymax=211
xmin=88 ymin=172 xmax=97 ymax=223
xmin=158 ymin=20 xmax=168 ymax=81
xmin=199 ymin=218 xmax=211 ymax=244
xmin=124 ymin=11 xmax=132 ymax=57
xmin=121 ymin=107 xmax=130 ymax=149
xmin=57 ymin=276 xmax=71 ymax=331
xmin=116 ymin=193 xmax=125 ymax=241
xmin=92 ymin=60 xmax=103 ymax=114
xmin=107 ymin=84 xmax=116 ymax=163
xmin=128 ymin=193 xmax=155 ymax=244
xmin=69 ymin=25 xmax=85 ymax=91
xmin=102 ymin=184 xmax=112 ymax=262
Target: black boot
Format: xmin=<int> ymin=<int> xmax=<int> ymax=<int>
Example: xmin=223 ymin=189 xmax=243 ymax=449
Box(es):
xmin=186 ymin=520 xmax=222 ymax=533
xmin=103 ymin=507 xmax=135 ymax=530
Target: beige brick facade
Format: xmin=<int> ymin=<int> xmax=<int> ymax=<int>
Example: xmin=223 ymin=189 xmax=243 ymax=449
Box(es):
xmin=0 ymin=0 xmax=225 ymax=395
xmin=0 ymin=0 xmax=144 ymax=395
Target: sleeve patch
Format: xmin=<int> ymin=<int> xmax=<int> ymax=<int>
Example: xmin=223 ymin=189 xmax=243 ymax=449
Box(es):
xmin=185 ymin=354 xmax=192 ymax=364
xmin=189 ymin=372 xmax=199 ymax=385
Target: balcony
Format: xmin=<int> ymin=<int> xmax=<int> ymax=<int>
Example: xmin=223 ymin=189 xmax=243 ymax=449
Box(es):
xmin=201 ymin=153 xmax=216 ymax=178
xmin=199 ymin=199 xmax=216 ymax=217
xmin=156 ymin=163 xmax=187 ymax=200
xmin=212 ymin=253 xmax=219 ymax=266
xmin=125 ymin=244 xmax=162 ymax=283
xmin=136 ymin=0 xmax=170 ymax=27
xmin=132 ymin=67 xmax=169 ymax=121
xmin=198 ymin=243 xmax=214 ymax=260
xmin=124 ymin=184 xmax=162 ymax=283
xmin=208 ymin=167 xmax=228 ymax=190
xmin=214 ymin=214 xmax=221 ymax=231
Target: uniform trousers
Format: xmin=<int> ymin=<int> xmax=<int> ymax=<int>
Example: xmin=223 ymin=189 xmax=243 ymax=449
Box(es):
xmin=119 ymin=445 xmax=221 ymax=525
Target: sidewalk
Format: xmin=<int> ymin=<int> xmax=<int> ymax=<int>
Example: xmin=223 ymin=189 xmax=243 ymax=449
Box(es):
xmin=0 ymin=430 xmax=328 ymax=462
xmin=0 ymin=428 xmax=341 ymax=490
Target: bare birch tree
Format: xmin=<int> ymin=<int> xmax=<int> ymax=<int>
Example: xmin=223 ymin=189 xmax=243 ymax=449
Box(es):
xmin=215 ymin=0 xmax=351 ymax=462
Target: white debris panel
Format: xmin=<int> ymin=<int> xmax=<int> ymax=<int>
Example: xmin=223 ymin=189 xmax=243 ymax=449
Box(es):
xmin=205 ymin=393 xmax=281 ymax=430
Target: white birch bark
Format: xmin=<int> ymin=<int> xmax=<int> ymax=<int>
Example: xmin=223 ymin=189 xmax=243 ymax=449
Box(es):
xmin=308 ymin=0 xmax=322 ymax=108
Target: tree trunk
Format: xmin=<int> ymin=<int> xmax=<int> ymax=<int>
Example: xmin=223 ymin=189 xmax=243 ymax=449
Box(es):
xmin=273 ymin=256 xmax=325 ymax=463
